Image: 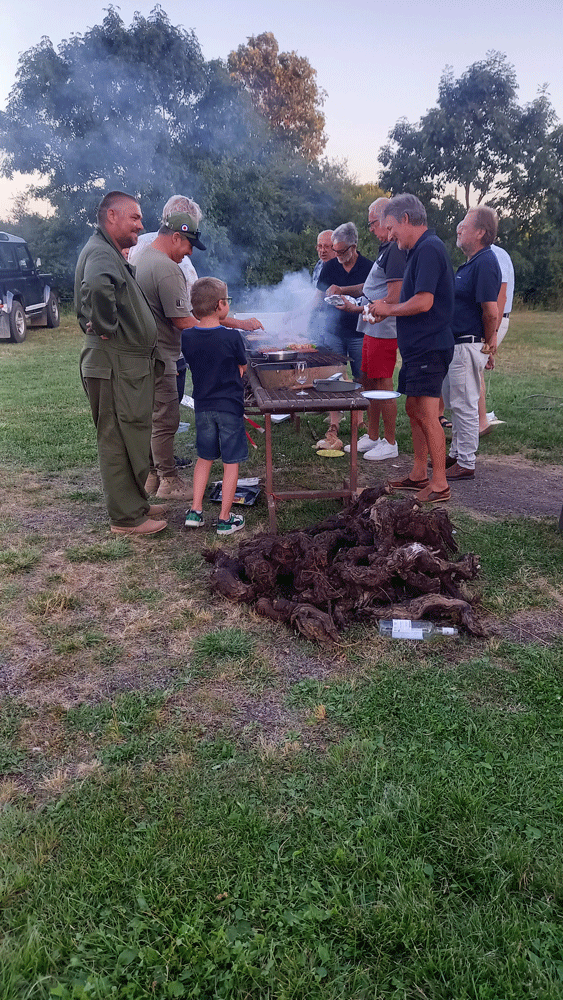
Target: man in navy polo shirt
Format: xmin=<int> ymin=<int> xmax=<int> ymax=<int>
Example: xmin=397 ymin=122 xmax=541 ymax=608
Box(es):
xmin=443 ymin=206 xmax=501 ymax=480
xmin=371 ymin=194 xmax=454 ymax=504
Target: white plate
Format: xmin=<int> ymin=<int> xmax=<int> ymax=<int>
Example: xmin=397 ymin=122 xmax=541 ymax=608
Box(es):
xmin=361 ymin=390 xmax=401 ymax=400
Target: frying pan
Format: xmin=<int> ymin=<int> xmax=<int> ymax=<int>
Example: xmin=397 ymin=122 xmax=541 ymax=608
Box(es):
xmin=260 ymin=349 xmax=298 ymax=361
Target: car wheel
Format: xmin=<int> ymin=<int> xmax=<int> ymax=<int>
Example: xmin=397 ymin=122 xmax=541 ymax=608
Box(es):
xmin=46 ymin=291 xmax=60 ymax=328
xmin=9 ymin=302 xmax=27 ymax=343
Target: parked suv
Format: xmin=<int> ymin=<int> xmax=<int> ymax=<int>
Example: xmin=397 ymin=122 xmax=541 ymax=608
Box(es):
xmin=0 ymin=232 xmax=60 ymax=342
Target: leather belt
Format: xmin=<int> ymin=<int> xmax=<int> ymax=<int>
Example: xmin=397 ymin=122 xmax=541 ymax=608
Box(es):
xmin=454 ymin=336 xmax=484 ymax=344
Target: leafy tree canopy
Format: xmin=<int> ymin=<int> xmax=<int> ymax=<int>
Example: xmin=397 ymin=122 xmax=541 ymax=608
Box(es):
xmin=379 ymin=52 xmax=558 ymax=212
xmin=228 ymin=32 xmax=327 ymax=160
xmin=0 ymin=8 xmax=354 ymax=291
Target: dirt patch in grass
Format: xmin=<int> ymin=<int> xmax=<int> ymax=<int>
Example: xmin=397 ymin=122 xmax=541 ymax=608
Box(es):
xmin=1 ymin=459 xmax=563 ymax=783
xmin=382 ymin=453 xmax=562 ymax=520
xmin=485 ymin=607 xmax=563 ymax=644
xmin=453 ymin=454 xmax=562 ymax=519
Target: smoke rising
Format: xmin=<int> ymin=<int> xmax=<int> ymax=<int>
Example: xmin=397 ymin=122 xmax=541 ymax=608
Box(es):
xmin=233 ymin=269 xmax=318 ymax=343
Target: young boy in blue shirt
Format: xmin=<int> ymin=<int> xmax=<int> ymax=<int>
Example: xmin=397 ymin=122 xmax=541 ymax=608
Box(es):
xmin=182 ymin=277 xmax=248 ymax=535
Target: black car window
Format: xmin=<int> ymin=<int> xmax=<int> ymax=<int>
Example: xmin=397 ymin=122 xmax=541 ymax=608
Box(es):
xmin=14 ymin=244 xmax=34 ymax=272
xmin=0 ymin=245 xmax=18 ymax=272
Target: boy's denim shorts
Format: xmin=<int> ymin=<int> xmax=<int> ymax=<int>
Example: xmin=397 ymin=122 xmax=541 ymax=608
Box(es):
xmin=195 ymin=410 xmax=248 ymax=465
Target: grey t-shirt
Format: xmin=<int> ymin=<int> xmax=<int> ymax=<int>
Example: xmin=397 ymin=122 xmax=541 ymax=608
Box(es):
xmin=134 ymin=247 xmax=191 ymax=374
xmin=357 ymin=241 xmax=407 ymax=339
xmin=129 ymin=232 xmax=198 ymax=301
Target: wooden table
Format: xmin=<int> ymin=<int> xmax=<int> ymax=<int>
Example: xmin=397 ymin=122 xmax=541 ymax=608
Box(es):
xmin=245 ymin=364 xmax=369 ymax=532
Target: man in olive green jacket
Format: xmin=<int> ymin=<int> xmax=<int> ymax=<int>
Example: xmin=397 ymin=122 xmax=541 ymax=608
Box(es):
xmin=75 ymin=191 xmax=168 ymax=536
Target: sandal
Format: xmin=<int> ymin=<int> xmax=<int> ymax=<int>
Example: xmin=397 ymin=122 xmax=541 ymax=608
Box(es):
xmin=415 ymin=485 xmax=451 ymax=504
xmin=439 ymin=415 xmax=452 ymax=429
xmin=387 ymin=476 xmax=430 ymax=492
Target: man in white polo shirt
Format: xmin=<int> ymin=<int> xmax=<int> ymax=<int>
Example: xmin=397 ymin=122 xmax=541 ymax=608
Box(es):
xmin=479 ymin=242 xmax=515 ymax=435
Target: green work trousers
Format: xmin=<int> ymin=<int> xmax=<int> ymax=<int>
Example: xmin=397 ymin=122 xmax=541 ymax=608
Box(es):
xmin=149 ymin=370 xmax=181 ymax=479
xmin=81 ymin=349 xmax=157 ymax=526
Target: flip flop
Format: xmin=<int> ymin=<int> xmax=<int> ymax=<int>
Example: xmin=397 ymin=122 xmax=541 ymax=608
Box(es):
xmin=387 ymin=476 xmax=430 ymax=492
xmin=439 ymin=415 xmax=452 ymax=429
xmin=415 ymin=486 xmax=451 ymax=504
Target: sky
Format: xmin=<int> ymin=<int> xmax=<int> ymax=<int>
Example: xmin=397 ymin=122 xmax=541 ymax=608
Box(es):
xmin=1 ymin=0 xmax=561 ymax=218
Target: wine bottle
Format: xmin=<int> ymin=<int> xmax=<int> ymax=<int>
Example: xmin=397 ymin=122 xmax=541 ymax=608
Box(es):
xmin=379 ymin=619 xmax=458 ymax=640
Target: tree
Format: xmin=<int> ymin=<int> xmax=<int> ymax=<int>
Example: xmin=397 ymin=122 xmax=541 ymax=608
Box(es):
xmin=379 ymin=52 xmax=556 ymax=210
xmin=228 ymin=32 xmax=327 ymax=160
xmin=0 ymin=10 xmax=357 ymax=293
xmin=0 ymin=6 xmax=256 ymax=225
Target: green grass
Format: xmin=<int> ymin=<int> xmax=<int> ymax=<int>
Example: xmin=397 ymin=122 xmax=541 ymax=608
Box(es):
xmin=27 ymin=589 xmax=82 ymax=615
xmin=1 ymin=643 xmax=563 ymax=998
xmin=0 ymin=546 xmax=41 ymax=574
xmin=192 ymin=627 xmax=257 ymax=667
xmin=65 ymin=539 xmax=132 ymax=563
xmin=453 ymin=513 xmax=563 ymax=612
xmin=0 ymin=312 xmax=97 ymax=470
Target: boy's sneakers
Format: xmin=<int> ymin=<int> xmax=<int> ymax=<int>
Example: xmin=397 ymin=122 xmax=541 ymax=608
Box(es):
xmin=217 ymin=512 xmax=245 ymax=536
xmin=185 ymin=508 xmax=204 ymax=528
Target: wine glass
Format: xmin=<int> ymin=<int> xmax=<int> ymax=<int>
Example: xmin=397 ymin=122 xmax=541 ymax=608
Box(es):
xmin=294 ymin=361 xmax=308 ymax=395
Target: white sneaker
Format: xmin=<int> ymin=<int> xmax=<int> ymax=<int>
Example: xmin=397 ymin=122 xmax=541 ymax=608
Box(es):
xmin=364 ymin=439 xmax=399 ymax=461
xmin=344 ymin=435 xmax=381 ymax=454
xmin=486 ymin=411 xmax=496 ymax=422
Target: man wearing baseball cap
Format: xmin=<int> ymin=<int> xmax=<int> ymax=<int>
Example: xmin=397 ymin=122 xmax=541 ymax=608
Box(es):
xmin=135 ymin=212 xmax=206 ymax=501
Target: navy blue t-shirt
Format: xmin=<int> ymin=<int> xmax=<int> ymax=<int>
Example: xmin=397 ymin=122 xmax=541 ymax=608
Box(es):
xmin=181 ymin=325 xmax=246 ymax=417
xmin=453 ymin=247 xmax=502 ymax=338
xmin=316 ymin=253 xmax=374 ymax=339
xmin=397 ymin=229 xmax=455 ymax=361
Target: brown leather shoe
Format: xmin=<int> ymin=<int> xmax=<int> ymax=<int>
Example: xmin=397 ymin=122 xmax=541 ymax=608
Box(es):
xmin=147 ymin=504 xmax=169 ymax=516
xmin=111 ymin=517 xmax=167 ymax=536
xmin=415 ymin=485 xmax=451 ymax=503
xmin=145 ymin=472 xmax=160 ymax=495
xmin=445 ymin=455 xmax=458 ymax=468
xmin=446 ymin=462 xmax=475 ymax=480
xmin=156 ymin=476 xmax=194 ymax=501
xmin=387 ymin=475 xmax=429 ymax=492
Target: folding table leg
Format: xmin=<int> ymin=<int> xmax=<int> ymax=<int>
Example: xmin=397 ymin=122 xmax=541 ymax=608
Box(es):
xmin=264 ymin=413 xmax=277 ymax=533
xmin=347 ymin=409 xmax=361 ymax=496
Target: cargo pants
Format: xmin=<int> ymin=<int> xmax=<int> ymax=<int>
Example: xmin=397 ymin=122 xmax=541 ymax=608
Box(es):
xmin=80 ymin=346 xmax=157 ymax=526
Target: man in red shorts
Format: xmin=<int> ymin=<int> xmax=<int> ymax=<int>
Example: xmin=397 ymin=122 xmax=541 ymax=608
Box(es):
xmin=325 ymin=197 xmax=406 ymax=460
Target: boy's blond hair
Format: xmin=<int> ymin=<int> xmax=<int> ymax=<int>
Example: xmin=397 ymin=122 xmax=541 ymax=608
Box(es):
xmin=191 ymin=277 xmax=227 ymax=319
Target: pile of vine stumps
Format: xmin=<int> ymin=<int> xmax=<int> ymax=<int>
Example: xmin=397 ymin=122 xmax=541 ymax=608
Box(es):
xmin=202 ymin=487 xmax=486 ymax=645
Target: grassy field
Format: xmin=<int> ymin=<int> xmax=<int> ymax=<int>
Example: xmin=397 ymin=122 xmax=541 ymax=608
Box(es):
xmin=0 ymin=310 xmax=563 ymax=999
